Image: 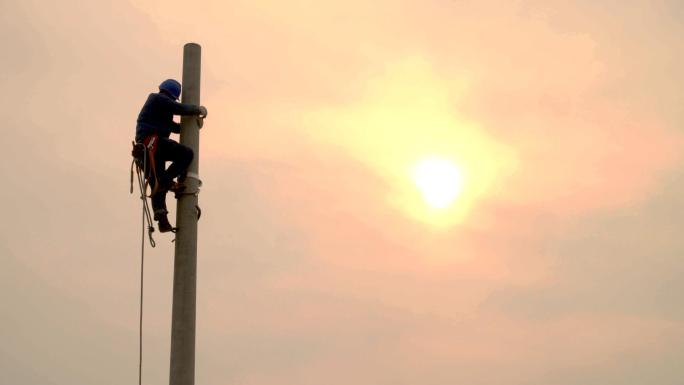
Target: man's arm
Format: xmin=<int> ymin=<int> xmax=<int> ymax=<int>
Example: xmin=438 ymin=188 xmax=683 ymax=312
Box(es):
xmin=159 ymin=95 xmax=202 ymax=116
xmin=171 ymin=121 xmax=181 ymax=134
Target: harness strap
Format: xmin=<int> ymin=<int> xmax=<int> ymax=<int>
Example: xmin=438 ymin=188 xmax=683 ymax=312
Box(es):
xmin=142 ymin=135 xmax=160 ymax=197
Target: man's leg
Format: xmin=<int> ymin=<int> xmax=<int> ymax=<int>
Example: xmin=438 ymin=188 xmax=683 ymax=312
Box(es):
xmin=157 ymin=138 xmax=194 ymax=185
xmin=149 ymin=142 xmax=173 ymax=232
xmin=149 ymin=138 xmax=192 ymax=233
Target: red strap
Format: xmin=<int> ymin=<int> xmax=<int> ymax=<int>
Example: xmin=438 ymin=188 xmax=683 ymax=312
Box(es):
xmin=143 ymin=135 xmax=158 ymax=159
xmin=140 ymin=135 xmax=160 ymax=196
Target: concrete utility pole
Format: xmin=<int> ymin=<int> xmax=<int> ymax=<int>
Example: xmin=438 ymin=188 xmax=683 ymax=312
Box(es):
xmin=170 ymin=42 xmax=202 ymax=385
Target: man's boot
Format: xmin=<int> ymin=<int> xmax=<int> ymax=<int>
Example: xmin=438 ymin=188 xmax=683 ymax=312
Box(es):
xmin=170 ymin=181 xmax=186 ymax=193
xmin=154 ymin=209 xmax=174 ymax=233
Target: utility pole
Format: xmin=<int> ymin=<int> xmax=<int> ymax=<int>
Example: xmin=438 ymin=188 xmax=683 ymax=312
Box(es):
xmin=170 ymin=42 xmax=202 ymax=385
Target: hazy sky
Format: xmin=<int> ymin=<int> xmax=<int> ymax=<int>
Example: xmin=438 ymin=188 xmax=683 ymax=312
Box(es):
xmin=2 ymin=1 xmax=684 ymax=384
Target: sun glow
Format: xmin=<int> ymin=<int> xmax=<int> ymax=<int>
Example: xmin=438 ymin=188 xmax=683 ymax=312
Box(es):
xmin=414 ymin=158 xmax=464 ymax=209
xmin=304 ymin=57 xmax=518 ymax=227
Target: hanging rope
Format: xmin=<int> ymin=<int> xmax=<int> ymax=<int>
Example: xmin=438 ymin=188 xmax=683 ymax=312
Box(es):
xmin=130 ymin=142 xmax=157 ymax=385
xmin=131 ymin=142 xmax=156 ymax=248
xmin=138 ymin=197 xmax=145 ymax=385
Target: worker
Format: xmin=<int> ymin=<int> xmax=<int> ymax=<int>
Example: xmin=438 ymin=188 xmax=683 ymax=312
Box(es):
xmin=135 ymin=79 xmax=207 ymax=232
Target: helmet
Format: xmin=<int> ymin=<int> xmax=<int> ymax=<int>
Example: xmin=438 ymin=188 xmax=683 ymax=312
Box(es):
xmin=159 ymin=79 xmax=181 ymax=100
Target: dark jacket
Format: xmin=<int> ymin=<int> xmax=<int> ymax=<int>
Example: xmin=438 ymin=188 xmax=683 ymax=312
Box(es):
xmin=135 ymin=92 xmax=201 ymax=141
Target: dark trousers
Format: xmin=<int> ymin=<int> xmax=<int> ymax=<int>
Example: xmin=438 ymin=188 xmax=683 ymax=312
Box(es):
xmin=148 ymin=138 xmax=194 ymax=215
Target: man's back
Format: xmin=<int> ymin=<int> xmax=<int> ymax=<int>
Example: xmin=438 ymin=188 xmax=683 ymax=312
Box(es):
xmin=136 ymin=92 xmax=199 ymax=141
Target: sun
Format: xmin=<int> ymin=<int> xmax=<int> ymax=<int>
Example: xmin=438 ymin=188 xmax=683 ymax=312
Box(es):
xmin=303 ymin=58 xmax=518 ymax=226
xmin=413 ymin=157 xmax=464 ymax=209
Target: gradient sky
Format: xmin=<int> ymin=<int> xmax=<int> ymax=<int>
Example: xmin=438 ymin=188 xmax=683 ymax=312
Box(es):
xmin=2 ymin=1 xmax=684 ymax=384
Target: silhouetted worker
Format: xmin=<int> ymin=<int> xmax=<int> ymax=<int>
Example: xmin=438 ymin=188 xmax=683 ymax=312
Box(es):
xmin=135 ymin=79 xmax=207 ymax=232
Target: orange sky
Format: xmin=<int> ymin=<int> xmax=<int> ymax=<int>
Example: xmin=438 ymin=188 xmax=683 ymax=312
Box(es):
xmin=2 ymin=1 xmax=684 ymax=384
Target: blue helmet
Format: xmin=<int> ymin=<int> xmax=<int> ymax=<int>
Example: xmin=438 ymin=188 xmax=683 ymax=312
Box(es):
xmin=159 ymin=79 xmax=181 ymax=100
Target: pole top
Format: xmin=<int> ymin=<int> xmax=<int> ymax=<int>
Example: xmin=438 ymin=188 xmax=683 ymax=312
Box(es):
xmin=184 ymin=42 xmax=201 ymax=50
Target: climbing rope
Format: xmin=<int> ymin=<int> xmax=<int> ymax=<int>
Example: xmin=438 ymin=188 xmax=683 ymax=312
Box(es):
xmin=131 ymin=142 xmax=156 ymax=248
xmin=130 ymin=142 xmax=157 ymax=385
xmin=138 ymin=199 xmax=145 ymax=385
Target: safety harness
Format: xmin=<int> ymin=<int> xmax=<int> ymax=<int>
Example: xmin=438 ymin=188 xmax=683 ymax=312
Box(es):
xmin=131 ymin=135 xmax=160 ymax=196
xmin=130 ymin=134 xmax=160 ymax=248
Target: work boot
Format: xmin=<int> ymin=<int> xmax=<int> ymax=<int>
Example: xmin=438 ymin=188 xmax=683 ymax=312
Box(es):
xmin=156 ymin=214 xmax=174 ymax=233
xmin=177 ymin=172 xmax=187 ymax=184
xmin=154 ymin=209 xmax=174 ymax=233
xmin=171 ymin=181 xmax=187 ymax=199
xmin=169 ymin=181 xmax=185 ymax=193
